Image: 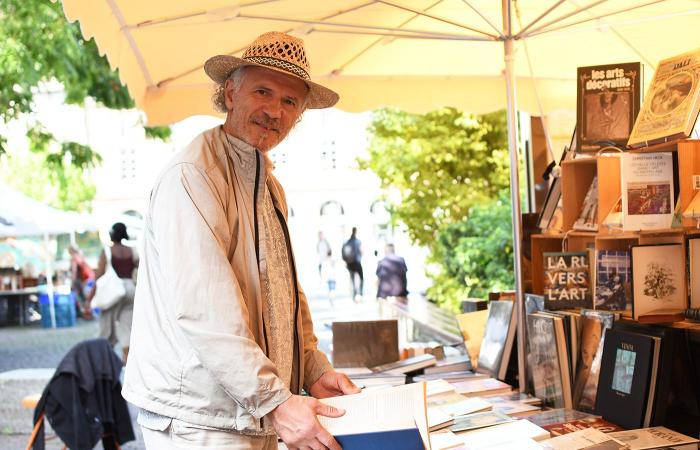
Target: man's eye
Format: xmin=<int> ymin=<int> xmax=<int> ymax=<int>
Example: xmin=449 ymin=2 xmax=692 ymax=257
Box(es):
xmin=284 ymin=99 xmax=297 ymax=107
xmin=255 ymin=89 xmax=268 ymax=95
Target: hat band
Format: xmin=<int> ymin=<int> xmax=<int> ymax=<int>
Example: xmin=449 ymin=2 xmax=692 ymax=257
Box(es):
xmin=244 ymin=56 xmax=310 ymax=80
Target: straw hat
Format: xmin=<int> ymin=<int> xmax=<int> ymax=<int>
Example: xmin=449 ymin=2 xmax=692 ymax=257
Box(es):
xmin=204 ymin=32 xmax=339 ymax=109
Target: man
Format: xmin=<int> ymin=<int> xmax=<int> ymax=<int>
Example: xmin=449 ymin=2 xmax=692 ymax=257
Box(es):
xmin=122 ymin=32 xmax=359 ymax=450
xmin=375 ymin=244 xmax=408 ymax=300
xmin=316 ymin=231 xmax=331 ymax=276
xmin=341 ymin=227 xmax=363 ymax=302
xmin=68 ymin=245 xmax=95 ymax=319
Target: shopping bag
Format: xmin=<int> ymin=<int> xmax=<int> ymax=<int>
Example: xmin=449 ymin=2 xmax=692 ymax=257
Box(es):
xmin=91 ymin=246 xmax=125 ymax=310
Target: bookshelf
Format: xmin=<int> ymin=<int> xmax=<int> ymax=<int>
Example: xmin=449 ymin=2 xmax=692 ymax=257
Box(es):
xmin=527 ymin=138 xmax=700 ymax=435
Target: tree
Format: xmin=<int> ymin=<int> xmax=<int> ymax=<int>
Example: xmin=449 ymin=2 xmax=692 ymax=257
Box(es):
xmin=0 ymin=0 xmax=170 ymax=210
xmin=360 ymin=108 xmax=514 ymax=310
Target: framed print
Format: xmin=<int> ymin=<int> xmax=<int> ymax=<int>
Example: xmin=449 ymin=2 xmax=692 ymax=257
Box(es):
xmin=630 ymin=243 xmax=686 ymax=320
xmin=689 ymin=237 xmax=700 ymax=309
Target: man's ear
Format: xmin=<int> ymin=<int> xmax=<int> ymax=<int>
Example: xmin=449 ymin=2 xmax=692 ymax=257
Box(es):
xmin=224 ymin=79 xmax=235 ymax=111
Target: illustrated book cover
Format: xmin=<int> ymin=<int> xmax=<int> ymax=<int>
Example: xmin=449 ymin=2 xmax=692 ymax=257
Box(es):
xmin=573 ymin=176 xmax=599 ymax=231
xmin=620 ymin=152 xmax=675 ymax=231
xmin=594 ymin=250 xmax=632 ymax=313
xmin=628 ymin=47 xmax=700 ymax=147
xmin=541 ymin=428 xmax=628 ymax=450
xmin=543 ymin=252 xmax=592 ymax=310
xmin=577 ymin=62 xmax=642 ymax=151
xmin=630 ymin=244 xmax=687 ymax=321
xmin=594 ymin=328 xmax=659 ymax=430
xmin=527 ymin=313 xmax=571 ymax=409
xmin=476 ymin=300 xmax=513 ymax=377
xmin=609 ymin=426 xmax=699 ymax=450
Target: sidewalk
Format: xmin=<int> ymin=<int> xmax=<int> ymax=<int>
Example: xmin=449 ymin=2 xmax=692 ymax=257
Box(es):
xmin=0 ymin=293 xmax=380 ymax=449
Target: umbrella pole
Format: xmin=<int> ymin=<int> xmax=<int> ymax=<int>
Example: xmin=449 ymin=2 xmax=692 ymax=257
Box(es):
xmin=502 ymin=0 xmax=527 ymax=393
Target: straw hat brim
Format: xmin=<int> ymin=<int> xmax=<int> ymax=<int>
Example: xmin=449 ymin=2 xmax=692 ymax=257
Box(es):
xmin=204 ymin=55 xmax=339 ymax=109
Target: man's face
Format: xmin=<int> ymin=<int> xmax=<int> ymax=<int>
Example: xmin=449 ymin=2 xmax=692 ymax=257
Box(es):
xmin=224 ymin=66 xmax=307 ymax=152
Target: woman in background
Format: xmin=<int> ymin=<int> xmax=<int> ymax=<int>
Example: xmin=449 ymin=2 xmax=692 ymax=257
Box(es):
xmin=88 ymin=222 xmax=138 ymax=363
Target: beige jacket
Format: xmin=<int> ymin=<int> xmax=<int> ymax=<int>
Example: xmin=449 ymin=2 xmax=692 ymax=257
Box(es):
xmin=122 ymin=126 xmax=332 ymax=432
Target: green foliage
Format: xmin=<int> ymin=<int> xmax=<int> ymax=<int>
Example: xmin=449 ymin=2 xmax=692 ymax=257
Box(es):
xmin=360 ymin=108 xmax=510 ymax=247
xmin=144 ymin=125 xmax=172 ymax=141
xmin=0 ymin=0 xmax=133 ymax=122
xmin=362 ymin=108 xmax=514 ymax=310
xmin=426 ymin=192 xmax=514 ymax=311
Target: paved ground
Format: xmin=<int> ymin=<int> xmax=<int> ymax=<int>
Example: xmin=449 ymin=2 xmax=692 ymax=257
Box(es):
xmin=0 ymin=293 xmax=382 ymax=449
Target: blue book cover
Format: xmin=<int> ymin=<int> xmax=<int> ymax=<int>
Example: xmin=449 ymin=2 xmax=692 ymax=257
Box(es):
xmin=595 ymin=250 xmax=631 ymax=312
xmin=336 ymin=428 xmax=425 ymax=450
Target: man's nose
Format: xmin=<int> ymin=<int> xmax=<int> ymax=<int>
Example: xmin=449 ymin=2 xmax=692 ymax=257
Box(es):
xmin=262 ymin=99 xmax=283 ymax=119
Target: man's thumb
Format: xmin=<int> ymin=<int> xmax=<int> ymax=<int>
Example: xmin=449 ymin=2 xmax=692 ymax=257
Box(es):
xmin=316 ymin=402 xmax=345 ymax=418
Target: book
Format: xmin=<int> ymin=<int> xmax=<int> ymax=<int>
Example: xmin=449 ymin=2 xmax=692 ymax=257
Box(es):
xmin=317 ymin=382 xmax=430 ymax=450
xmin=476 ymin=300 xmax=514 ymax=376
xmin=449 ymin=410 xmax=514 ymax=433
xmin=577 ymin=62 xmax=642 ymax=151
xmin=452 ymin=419 xmax=550 ymax=448
xmin=371 ymin=354 xmax=437 ymax=375
xmin=682 ymin=190 xmax=700 ymax=220
xmin=541 ymin=428 xmax=628 ymax=450
xmin=491 ymin=400 xmax=541 ymax=417
xmin=620 ymin=152 xmax=675 ymax=231
xmin=574 ymin=309 xmax=615 ymax=412
xmin=573 ymin=176 xmax=599 ymax=231
xmin=449 ymin=377 xmax=512 ymax=397
xmin=688 ymin=237 xmax=700 ymax=309
xmin=413 ymin=370 xmax=488 ymax=383
xmin=427 ymin=406 xmax=455 ymax=432
xmin=456 ymin=309 xmax=489 ymax=367
xmin=630 ymin=244 xmax=687 ymax=321
xmin=525 ymin=293 xmax=545 ymax=314
xmin=609 ymin=426 xmax=700 ymax=450
xmin=332 ymin=320 xmax=399 ymax=368
xmin=428 ymin=393 xmax=492 ymax=417
xmin=481 ymin=392 xmax=541 ymax=405
xmin=542 ymin=417 xmax=624 ymax=436
xmin=527 ymin=313 xmax=572 ymax=409
xmin=426 ymin=379 xmax=457 ymax=397
xmin=347 ymin=372 xmax=407 ymax=389
xmin=628 ymin=48 xmax=700 ymax=148
xmin=594 ymin=328 xmax=659 ymax=430
xmin=429 ymin=431 xmax=463 ymax=450
xmin=602 ymin=196 xmax=623 ymax=230
xmin=539 ymin=175 xmax=563 ymax=231
xmin=525 ymin=408 xmax=600 ymax=427
xmin=424 ymin=355 xmax=472 ymax=375
xmin=543 ymin=252 xmax=592 ymax=310
xmin=594 ymin=250 xmax=632 ymax=313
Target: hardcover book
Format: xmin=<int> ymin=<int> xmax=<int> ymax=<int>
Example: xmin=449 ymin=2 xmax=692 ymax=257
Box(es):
xmin=594 ymin=250 xmax=631 ymax=313
xmin=594 ymin=328 xmax=658 ymax=430
xmin=573 ymin=176 xmax=599 ymax=231
xmin=332 ymin=320 xmax=399 ymax=368
xmin=609 ymin=426 xmax=700 ymax=450
xmin=318 ymin=382 xmax=430 ymax=450
xmin=449 ymin=377 xmax=512 ymax=397
xmin=543 ymin=252 xmax=592 ymax=310
xmin=578 ymin=62 xmax=642 ymax=151
xmin=371 ymin=354 xmax=436 ymax=375
xmin=628 ymin=47 xmax=700 ymax=148
xmin=527 ymin=313 xmax=571 ymax=409
xmin=476 ymin=300 xmax=513 ymax=376
xmin=573 ymin=310 xmax=615 ymax=412
xmin=620 ymin=152 xmax=675 ymax=231
xmin=630 ymin=244 xmax=687 ymax=321
xmin=689 ymin=237 xmax=700 ymax=309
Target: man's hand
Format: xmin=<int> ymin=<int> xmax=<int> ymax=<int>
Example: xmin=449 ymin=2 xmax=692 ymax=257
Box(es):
xmin=309 ymin=371 xmax=361 ymax=399
xmin=268 ymin=394 xmax=344 ymax=450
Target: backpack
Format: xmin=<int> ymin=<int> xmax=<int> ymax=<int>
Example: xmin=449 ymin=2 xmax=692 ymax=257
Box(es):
xmin=341 ymin=241 xmax=357 ymax=264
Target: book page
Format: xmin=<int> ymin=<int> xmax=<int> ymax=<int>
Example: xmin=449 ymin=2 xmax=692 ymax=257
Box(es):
xmin=318 ymin=382 xmax=424 ymax=436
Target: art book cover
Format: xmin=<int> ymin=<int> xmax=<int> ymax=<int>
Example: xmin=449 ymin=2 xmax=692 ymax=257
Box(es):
xmin=527 ymin=314 xmax=565 ymax=408
xmin=630 ymin=244 xmax=687 ymax=320
xmin=542 ymin=428 xmax=628 ymax=450
xmin=575 ymin=310 xmax=615 ymax=413
xmin=573 ymin=176 xmax=599 ymax=231
xmin=609 ymin=426 xmax=700 ymax=450
xmin=594 ymin=250 xmax=631 ymax=313
xmin=476 ymin=300 xmax=513 ymax=376
xmin=621 ymin=152 xmax=674 ymax=231
xmin=543 ymin=252 xmax=592 ymax=310
xmin=577 ymin=62 xmax=642 ymax=151
xmin=628 ymin=47 xmax=700 ymax=147
xmin=595 ymin=328 xmax=657 ymax=430
xmin=543 ymin=417 xmax=624 ymax=436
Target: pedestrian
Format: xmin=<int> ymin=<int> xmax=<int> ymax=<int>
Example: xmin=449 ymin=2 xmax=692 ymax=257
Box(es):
xmin=316 ymin=230 xmax=331 ymax=276
xmin=341 ymin=227 xmax=364 ymax=302
xmin=121 ymin=31 xmax=359 ymax=450
xmin=320 ymin=248 xmax=337 ymax=307
xmin=68 ymin=244 xmax=95 ymax=319
xmin=87 ymin=222 xmax=138 ymax=362
xmin=376 ymin=243 xmax=408 ymax=300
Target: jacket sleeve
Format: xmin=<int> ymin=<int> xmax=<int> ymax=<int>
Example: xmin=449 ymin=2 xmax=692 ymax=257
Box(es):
xmin=298 ymin=283 xmax=333 ymax=392
xmin=151 ymin=162 xmax=291 ymax=419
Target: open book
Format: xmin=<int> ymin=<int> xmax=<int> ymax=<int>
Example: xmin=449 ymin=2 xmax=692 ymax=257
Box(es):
xmin=318 ymin=382 xmax=430 ymax=450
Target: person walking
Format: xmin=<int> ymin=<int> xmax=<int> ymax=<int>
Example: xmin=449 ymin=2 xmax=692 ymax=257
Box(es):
xmin=87 ymin=222 xmax=138 ymax=363
xmin=68 ymin=244 xmax=95 ymax=319
xmin=341 ymin=227 xmax=364 ymax=302
xmin=376 ymin=243 xmax=408 ymax=300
